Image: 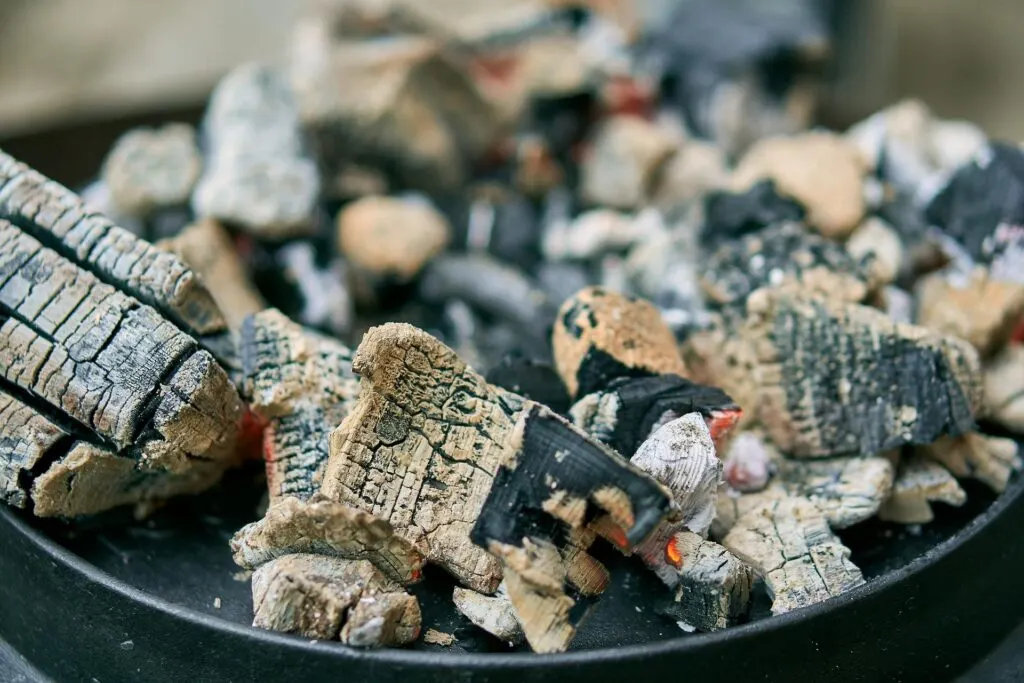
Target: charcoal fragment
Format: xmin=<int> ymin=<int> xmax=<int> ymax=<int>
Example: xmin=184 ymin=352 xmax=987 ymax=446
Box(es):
xmin=251 ymin=553 xmax=420 ymax=646
xmin=915 ymin=266 xmax=1024 ymax=357
xmin=877 ymin=453 xmax=966 ymax=525
xmin=321 ymin=322 xmax=674 ymax=651
xmin=845 ymin=217 xmax=905 ymax=288
xmin=273 ymin=241 xmax=353 ymax=337
xmin=241 ymin=309 xmax=359 ymax=501
xmin=774 ymin=455 xmax=894 ymax=529
xmin=579 ymin=116 xmax=678 ymax=209
xmin=542 ymin=208 xmax=663 ymax=262
xmin=192 ymin=64 xmax=321 ymax=240
xmin=486 ymin=355 xmax=570 ymax=415
xmin=722 ymin=496 xmax=865 ymax=615
xmin=731 ymin=132 xmax=868 ymax=240
xmin=569 ymin=374 xmax=740 ymax=457
xmin=700 ymin=222 xmax=875 ymax=311
xmin=101 ymin=124 xmax=202 ymax=219
xmin=553 ymin=286 xmax=687 ymax=397
xmin=919 ymin=432 xmax=1020 ymax=493
xmin=452 ymin=585 xmax=524 ymax=644
xmin=745 ymin=290 xmax=983 ymax=458
xmin=701 ymin=180 xmax=805 ymax=247
xmin=657 ymin=531 xmax=754 ymax=632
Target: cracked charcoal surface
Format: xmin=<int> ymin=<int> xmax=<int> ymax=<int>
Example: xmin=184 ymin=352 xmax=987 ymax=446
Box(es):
xmin=569 ymin=374 xmax=739 ymax=458
xmin=722 ymin=496 xmax=865 ymax=615
xmin=241 ymin=309 xmax=359 ymax=501
xmin=774 ymin=455 xmax=894 ymax=529
xmin=321 ymin=322 xmax=673 ymax=651
xmin=658 ymin=531 xmax=754 ymax=632
xmin=486 ymin=355 xmax=570 ymax=416
xmin=0 ymin=150 xmax=233 ymax=363
xmin=0 ymin=206 xmax=243 ymax=516
xmin=878 ymin=453 xmax=966 ymax=525
xmin=231 ymin=494 xmax=425 ymax=585
xmin=747 ymin=291 xmax=982 ymax=458
xmin=701 ymin=180 xmax=805 ymax=248
xmin=553 ymin=286 xmax=687 ymax=398
xmin=251 ymin=553 xmax=421 ymax=646
xmin=700 ymin=222 xmax=875 ymax=311
xmin=101 ymin=124 xmax=202 ymax=219
xmin=925 ymin=142 xmax=1024 ymax=268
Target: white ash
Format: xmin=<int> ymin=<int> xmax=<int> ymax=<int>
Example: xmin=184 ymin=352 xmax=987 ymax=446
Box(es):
xmin=452 ymin=584 xmax=524 ymax=644
xmin=102 ymin=123 xmax=202 ymax=219
xmin=631 ymin=413 xmax=721 ymax=536
xmin=277 ymin=241 xmax=353 ymax=336
xmin=722 ymin=432 xmax=773 ymax=493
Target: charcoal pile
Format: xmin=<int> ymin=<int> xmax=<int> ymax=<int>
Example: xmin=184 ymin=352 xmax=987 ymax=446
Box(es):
xmin=3 ymin=0 xmax=1023 ymax=658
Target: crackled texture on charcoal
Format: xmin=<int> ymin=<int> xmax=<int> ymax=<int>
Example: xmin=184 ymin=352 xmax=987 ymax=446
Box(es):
xmin=682 ymin=320 xmax=761 ymax=432
xmin=658 ymin=531 xmax=754 ymax=632
xmin=159 ymin=219 xmax=266 ymax=333
xmin=0 ymin=217 xmax=242 ymax=487
xmin=101 ymin=124 xmax=202 ymax=219
xmin=192 ymin=64 xmax=320 ymax=240
xmin=915 ymin=267 xmax=1024 ymax=358
xmin=731 ymin=132 xmax=868 ymax=240
xmin=878 ymin=453 xmax=966 ymax=524
xmin=700 ymin=222 xmax=875 ymax=311
xmin=251 ymin=553 xmax=420 ymax=646
xmin=745 ymin=290 xmax=982 ymax=458
xmin=919 ymin=433 xmax=1021 ymax=493
xmin=722 ymin=497 xmax=865 ymax=615
xmin=489 ymin=538 xmax=575 ymax=654
xmin=983 ymin=345 xmax=1024 ymax=433
xmin=241 ymin=309 xmax=359 ymax=501
xmin=324 ymin=323 xmax=674 ymax=600
xmin=231 ymin=494 xmax=425 ymax=584
xmin=570 ymin=374 xmax=740 ymax=458
xmin=775 ymin=456 xmax=894 ymax=529
xmin=553 ymin=287 xmax=687 ymax=397
xmin=0 ymin=151 xmax=231 ymax=359
xmin=0 ymin=390 xmax=70 ymax=509
xmin=452 ymin=586 xmax=524 ymax=644
xmin=711 ymin=484 xmax=787 ymax=540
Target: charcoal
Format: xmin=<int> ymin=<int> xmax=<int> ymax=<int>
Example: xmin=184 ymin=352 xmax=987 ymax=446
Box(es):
xmin=651 ymin=139 xmax=729 ymax=211
xmin=423 ymin=629 xmax=457 ymax=647
xmin=448 ymin=188 xmax=544 ymax=271
xmin=192 ymin=64 xmax=321 ymax=240
xmin=701 ymin=180 xmax=805 ymax=247
xmin=486 ymin=355 xmax=571 ymax=414
xmin=535 ymin=261 xmax=593 ymax=308
xmin=452 ymin=585 xmax=524 ymax=644
xmin=745 ymin=290 xmax=983 ymax=458
xmin=722 ymin=496 xmax=865 ymax=615
xmin=711 ymin=483 xmax=788 ymax=540
xmin=983 ymin=345 xmax=1024 ymax=434
xmin=251 ymin=553 xmax=421 ymax=646
xmin=264 ymin=240 xmax=352 ymax=337
xmin=579 ymin=116 xmax=678 ymax=209
xmin=845 ymin=216 xmax=904 ymax=288
xmin=656 ymin=531 xmax=754 ymax=632
xmin=419 ymin=253 xmax=554 ymax=339
xmin=919 ymin=432 xmax=1020 ymax=493
xmin=915 ymin=266 xmax=1024 ymax=357
xmin=569 ymin=374 xmax=740 ymax=457
xmin=731 ymin=132 xmax=868 ymax=240
xmin=552 ymin=286 xmax=687 ymax=397
xmin=321 ymin=322 xmax=674 ymax=651
xmin=240 ymin=309 xmax=359 ymax=501
xmin=700 ymin=222 xmax=875 ymax=311
xmin=773 ymin=455 xmax=894 ymax=529
xmin=512 ymin=134 xmax=565 ymax=200
xmin=231 ymin=495 xmax=425 ymax=584
xmin=338 ymin=195 xmax=451 ymax=285
xmin=543 ymin=207 xmax=665 ymax=263
xmin=101 ymin=123 xmax=202 ymax=220
xmin=878 ymin=453 xmax=966 ymax=525
xmin=877 ymin=286 xmax=914 ymax=325
xmin=0 ymin=152 xmax=243 ymax=516
xmin=159 ymin=219 xmax=267 ymax=333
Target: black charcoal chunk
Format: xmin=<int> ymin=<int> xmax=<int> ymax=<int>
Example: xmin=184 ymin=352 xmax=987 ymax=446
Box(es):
xmin=486 ymin=355 xmax=571 ymax=415
xmin=702 ymin=180 xmax=805 ymax=247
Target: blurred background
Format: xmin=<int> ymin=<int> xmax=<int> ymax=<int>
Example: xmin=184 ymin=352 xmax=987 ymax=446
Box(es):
xmin=2 ymin=0 xmax=1024 ymax=139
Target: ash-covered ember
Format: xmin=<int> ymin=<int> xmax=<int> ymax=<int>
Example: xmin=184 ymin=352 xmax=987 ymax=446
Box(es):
xmin=553 ymin=286 xmax=687 ymax=397
xmin=241 ymin=309 xmax=359 ymax=502
xmin=722 ymin=497 xmax=865 ymax=616
xmin=722 ymin=432 xmax=773 ymax=492
xmin=773 ymin=456 xmax=894 ymax=529
xmin=657 ymin=531 xmax=754 ymax=632
xmin=570 ymin=374 xmax=740 ymax=458
xmin=745 ymin=290 xmax=983 ymax=458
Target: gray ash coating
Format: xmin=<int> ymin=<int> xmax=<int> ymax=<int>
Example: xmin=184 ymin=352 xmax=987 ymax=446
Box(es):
xmin=700 ymin=222 xmax=874 ymax=310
